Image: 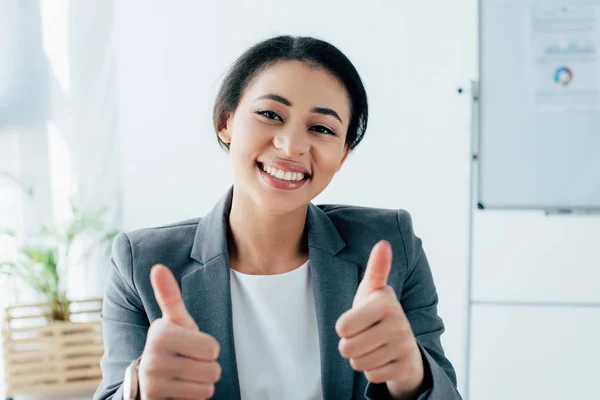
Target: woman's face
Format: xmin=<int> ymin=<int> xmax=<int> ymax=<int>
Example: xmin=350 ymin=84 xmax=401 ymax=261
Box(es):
xmin=219 ymin=60 xmax=351 ymax=213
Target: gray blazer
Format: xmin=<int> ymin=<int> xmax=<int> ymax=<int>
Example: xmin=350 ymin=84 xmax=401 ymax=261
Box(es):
xmin=94 ymin=189 xmax=461 ymax=400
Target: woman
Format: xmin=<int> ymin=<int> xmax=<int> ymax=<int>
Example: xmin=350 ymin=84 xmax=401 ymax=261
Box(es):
xmin=95 ymin=36 xmax=461 ymax=400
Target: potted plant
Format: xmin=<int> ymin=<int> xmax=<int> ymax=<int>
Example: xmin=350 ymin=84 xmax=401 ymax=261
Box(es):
xmin=0 ymin=172 xmax=118 ymax=398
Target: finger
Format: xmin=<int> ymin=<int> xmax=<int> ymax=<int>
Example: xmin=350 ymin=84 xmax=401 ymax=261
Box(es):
xmin=173 ymin=360 xmax=221 ymax=385
xmin=354 ymin=241 xmax=392 ymax=306
xmin=150 ymin=322 xmax=220 ymax=361
xmin=148 ymin=356 xmax=221 ymax=384
xmin=364 ymin=361 xmax=400 ymax=384
xmin=350 ymin=344 xmax=396 ymax=372
xmin=338 ymin=316 xmax=399 ymax=359
xmin=151 ymin=264 xmax=198 ymax=330
xmin=337 ymin=287 xmax=401 ymax=338
xmin=141 ymin=379 xmax=214 ymax=400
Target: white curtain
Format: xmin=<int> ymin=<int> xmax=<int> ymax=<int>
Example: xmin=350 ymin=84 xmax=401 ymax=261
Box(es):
xmin=0 ymin=1 xmax=119 ymax=396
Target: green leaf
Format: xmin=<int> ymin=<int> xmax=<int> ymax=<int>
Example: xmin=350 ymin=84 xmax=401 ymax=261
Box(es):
xmin=1 ymin=183 xmax=120 ymax=303
xmin=0 ymin=228 xmax=17 ymax=237
xmin=0 ymin=261 xmax=18 ymax=275
xmin=106 ymin=229 xmax=119 ymax=241
xmin=64 ymin=205 xmax=110 ymax=243
xmin=0 ymin=171 xmax=34 ymax=199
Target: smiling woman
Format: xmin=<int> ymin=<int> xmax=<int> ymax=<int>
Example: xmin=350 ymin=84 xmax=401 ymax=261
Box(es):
xmin=219 ymin=60 xmax=355 ymax=216
xmin=95 ymin=36 xmax=462 ymax=400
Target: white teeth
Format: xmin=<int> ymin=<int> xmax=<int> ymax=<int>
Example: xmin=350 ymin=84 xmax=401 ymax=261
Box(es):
xmin=260 ymin=164 xmax=306 ymax=181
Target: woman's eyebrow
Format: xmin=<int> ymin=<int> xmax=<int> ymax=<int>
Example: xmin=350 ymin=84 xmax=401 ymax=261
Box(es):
xmin=311 ymin=107 xmax=342 ymax=124
xmin=255 ymin=93 xmax=291 ymax=106
xmin=255 ymin=93 xmax=342 ymax=123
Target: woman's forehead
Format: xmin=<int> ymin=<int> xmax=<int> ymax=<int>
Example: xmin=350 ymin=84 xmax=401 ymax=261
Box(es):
xmin=242 ymin=61 xmax=350 ymax=116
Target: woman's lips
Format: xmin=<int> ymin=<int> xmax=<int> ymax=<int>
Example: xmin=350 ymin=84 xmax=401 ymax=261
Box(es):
xmin=257 ymin=159 xmax=311 ymax=176
xmin=257 ymin=162 xmax=309 ymax=191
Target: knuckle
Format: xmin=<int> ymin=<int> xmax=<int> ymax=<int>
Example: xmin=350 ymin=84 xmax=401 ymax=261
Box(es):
xmin=339 ymin=339 xmax=357 ymax=358
xmin=365 ymin=370 xmax=383 ymax=383
xmin=372 ymin=297 xmax=387 ymax=314
xmin=401 ymin=359 xmax=419 ymax=376
xmin=150 ymin=317 xmax=167 ymax=331
xmin=212 ymin=363 xmax=222 ymax=381
xmin=389 ymin=323 xmax=404 ymax=337
xmin=349 ymin=358 xmax=363 ymax=371
xmin=407 ymin=362 xmax=419 ymax=377
xmin=382 ymin=300 xmax=397 ymax=315
xmin=200 ymin=384 xmax=215 ymax=398
xmin=400 ymin=338 xmax=416 ymax=354
xmin=335 ymin=319 xmax=348 ymax=337
xmin=147 ymin=319 xmax=161 ymax=339
xmin=207 ymin=336 xmax=220 ymax=358
xmin=338 ymin=339 xmax=351 ymax=358
xmin=383 ymin=285 xmax=396 ymax=296
xmin=212 ymin=337 xmax=221 ymax=357
xmin=147 ymin=323 xmax=171 ymax=351
xmin=392 ymin=343 xmax=406 ymax=359
xmin=402 ymin=319 xmax=414 ymax=332
xmin=141 ymin=358 xmax=159 ymax=376
xmin=371 ymin=288 xmax=387 ymax=302
xmin=149 ymin=333 xmax=168 ymax=352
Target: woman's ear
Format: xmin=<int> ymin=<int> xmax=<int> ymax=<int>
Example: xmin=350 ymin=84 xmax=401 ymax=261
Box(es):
xmin=337 ymin=146 xmax=351 ymax=172
xmin=217 ymin=113 xmax=233 ymax=145
xmin=218 ymin=129 xmax=231 ymax=145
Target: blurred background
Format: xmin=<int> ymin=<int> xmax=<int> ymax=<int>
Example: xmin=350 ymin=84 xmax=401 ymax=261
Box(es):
xmin=0 ymin=1 xmax=598 ymax=399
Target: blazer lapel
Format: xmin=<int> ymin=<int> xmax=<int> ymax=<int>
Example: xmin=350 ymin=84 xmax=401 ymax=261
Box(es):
xmin=181 ymin=190 xmax=360 ymax=400
xmin=184 ymin=189 xmax=241 ymax=400
xmin=182 ymin=256 xmax=240 ymax=400
xmin=307 ymin=204 xmax=360 ymax=400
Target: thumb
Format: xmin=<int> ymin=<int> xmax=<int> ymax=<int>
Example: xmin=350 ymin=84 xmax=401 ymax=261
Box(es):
xmin=150 ymin=264 xmax=198 ymax=330
xmin=354 ymin=240 xmax=392 ymax=306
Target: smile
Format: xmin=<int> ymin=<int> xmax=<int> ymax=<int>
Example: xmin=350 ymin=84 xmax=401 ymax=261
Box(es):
xmin=259 ymin=163 xmax=307 ymax=181
xmin=256 ymin=162 xmax=310 ymax=191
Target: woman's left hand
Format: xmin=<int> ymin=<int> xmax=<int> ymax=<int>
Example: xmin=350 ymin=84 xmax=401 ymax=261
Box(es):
xmin=335 ymin=241 xmax=426 ymax=400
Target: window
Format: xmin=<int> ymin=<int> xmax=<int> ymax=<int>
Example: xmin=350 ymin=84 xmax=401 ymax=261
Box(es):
xmin=0 ymin=132 xmax=24 ymax=398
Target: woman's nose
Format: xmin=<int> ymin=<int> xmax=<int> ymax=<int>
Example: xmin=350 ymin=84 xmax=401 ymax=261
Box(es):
xmin=273 ymin=128 xmax=309 ymax=156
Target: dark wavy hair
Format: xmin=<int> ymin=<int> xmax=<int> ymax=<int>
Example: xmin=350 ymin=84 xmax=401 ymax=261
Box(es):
xmin=213 ymin=36 xmax=368 ymax=151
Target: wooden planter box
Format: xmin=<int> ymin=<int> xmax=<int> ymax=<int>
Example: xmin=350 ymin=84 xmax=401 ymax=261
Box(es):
xmin=2 ymin=298 xmax=104 ymax=399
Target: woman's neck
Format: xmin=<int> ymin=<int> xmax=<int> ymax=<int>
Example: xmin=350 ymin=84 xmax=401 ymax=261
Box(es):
xmin=227 ymin=190 xmax=309 ymax=275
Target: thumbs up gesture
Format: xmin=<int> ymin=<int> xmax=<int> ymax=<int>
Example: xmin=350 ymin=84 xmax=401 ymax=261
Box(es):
xmin=138 ymin=264 xmax=221 ymax=400
xmin=335 ymin=241 xmax=426 ymax=399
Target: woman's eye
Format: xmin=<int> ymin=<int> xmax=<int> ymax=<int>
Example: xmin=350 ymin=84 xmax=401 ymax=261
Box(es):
xmin=311 ymin=125 xmax=336 ymax=135
xmin=257 ymin=110 xmax=282 ymax=121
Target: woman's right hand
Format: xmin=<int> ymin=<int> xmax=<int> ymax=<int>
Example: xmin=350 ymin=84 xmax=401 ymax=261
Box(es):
xmin=138 ymin=264 xmax=222 ymax=400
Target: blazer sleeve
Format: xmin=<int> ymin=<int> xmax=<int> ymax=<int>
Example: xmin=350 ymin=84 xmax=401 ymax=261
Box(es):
xmin=94 ymin=232 xmax=150 ymax=400
xmin=365 ymin=210 xmax=462 ymax=400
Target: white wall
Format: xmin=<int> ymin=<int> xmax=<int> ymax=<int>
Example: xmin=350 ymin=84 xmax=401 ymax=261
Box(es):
xmin=468 ymin=210 xmax=600 ymax=399
xmin=114 ymin=0 xmax=475 ymax=395
xmin=114 ymin=2 xmax=600 ymax=399
xmin=115 ymin=1 xmax=600 ymax=399
xmin=3 ymin=1 xmax=594 ymax=399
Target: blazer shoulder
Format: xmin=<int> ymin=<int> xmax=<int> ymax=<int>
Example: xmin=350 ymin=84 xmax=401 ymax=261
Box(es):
xmin=317 ymin=204 xmax=414 ymax=234
xmin=111 ymin=217 xmax=201 ymax=276
xmin=123 ymin=217 xmax=200 ymax=245
xmin=317 ymin=204 xmax=416 ymax=263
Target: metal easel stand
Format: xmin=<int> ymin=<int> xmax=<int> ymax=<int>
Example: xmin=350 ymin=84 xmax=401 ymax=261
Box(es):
xmin=462 ymin=79 xmax=479 ymax=400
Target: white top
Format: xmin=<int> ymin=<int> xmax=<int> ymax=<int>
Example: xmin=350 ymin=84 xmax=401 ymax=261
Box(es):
xmin=230 ymin=260 xmax=323 ymax=400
